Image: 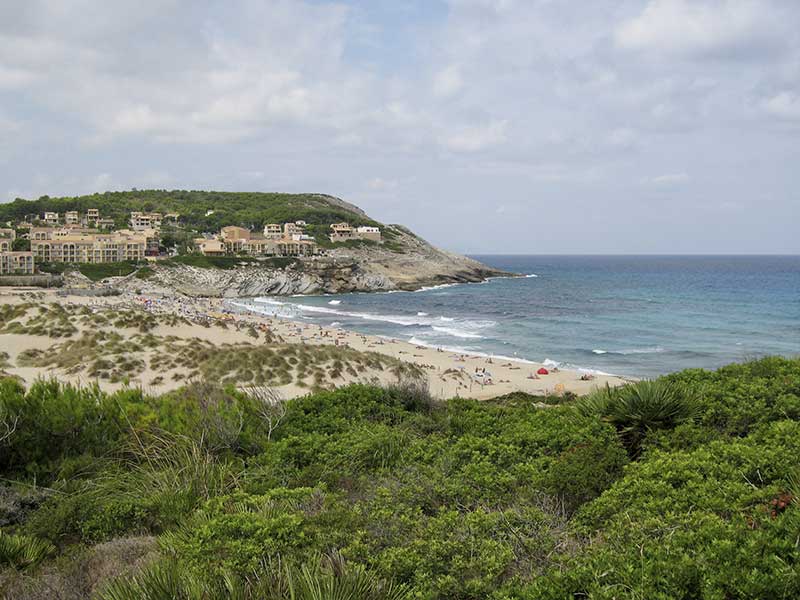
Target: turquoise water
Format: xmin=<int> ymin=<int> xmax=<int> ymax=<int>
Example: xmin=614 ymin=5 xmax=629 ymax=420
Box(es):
xmin=234 ymin=255 xmax=800 ymax=377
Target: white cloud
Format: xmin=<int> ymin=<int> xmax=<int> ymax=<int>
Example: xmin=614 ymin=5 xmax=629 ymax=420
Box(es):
xmin=433 ymin=65 xmax=464 ymax=99
xmin=762 ymin=91 xmax=800 ymax=120
xmin=443 ymin=120 xmax=508 ymax=152
xmin=366 ymin=177 xmax=398 ymax=192
xmin=615 ymin=0 xmax=783 ymax=58
xmin=645 ymin=172 xmax=690 ymax=186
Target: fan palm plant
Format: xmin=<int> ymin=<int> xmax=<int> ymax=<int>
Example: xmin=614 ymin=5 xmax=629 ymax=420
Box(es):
xmin=96 ymin=552 xmax=411 ymax=600
xmin=577 ymin=379 xmax=698 ymax=457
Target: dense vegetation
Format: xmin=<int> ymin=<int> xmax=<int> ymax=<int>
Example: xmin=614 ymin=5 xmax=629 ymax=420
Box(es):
xmin=1 ymin=357 xmax=799 ymax=598
xmin=0 ymin=190 xmax=381 ymax=233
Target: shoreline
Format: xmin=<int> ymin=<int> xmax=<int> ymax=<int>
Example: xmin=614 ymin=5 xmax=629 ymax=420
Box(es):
xmin=0 ymin=287 xmax=631 ymax=399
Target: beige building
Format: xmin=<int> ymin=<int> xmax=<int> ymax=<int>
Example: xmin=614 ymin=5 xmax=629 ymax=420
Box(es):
xmin=356 ymin=226 xmax=381 ymax=242
xmin=130 ymin=212 xmax=163 ymax=231
xmin=194 ymin=238 xmax=226 ymax=256
xmin=65 ymin=211 xmax=80 ymax=225
xmin=0 ymin=251 xmax=34 ymax=275
xmin=43 ymin=212 xmax=59 ymax=225
xmin=330 ymin=222 xmax=355 ymax=242
xmin=86 ymin=208 xmax=100 ymax=224
xmin=209 ymin=225 xmax=318 ymax=257
xmin=330 ymin=222 xmax=381 ymax=243
xmin=31 ymin=229 xmax=156 ymax=263
xmin=0 ymin=229 xmax=16 ymax=252
xmin=263 ymin=223 xmax=283 ymax=239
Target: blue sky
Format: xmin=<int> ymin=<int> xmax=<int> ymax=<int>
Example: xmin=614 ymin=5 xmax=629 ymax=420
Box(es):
xmin=1 ymin=0 xmax=798 ymax=253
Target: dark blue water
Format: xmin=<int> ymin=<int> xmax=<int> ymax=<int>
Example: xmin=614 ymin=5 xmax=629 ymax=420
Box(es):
xmin=235 ymin=255 xmax=800 ymax=377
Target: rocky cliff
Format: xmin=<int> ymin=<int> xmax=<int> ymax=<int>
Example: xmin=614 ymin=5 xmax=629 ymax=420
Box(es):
xmin=118 ymin=225 xmax=511 ymax=297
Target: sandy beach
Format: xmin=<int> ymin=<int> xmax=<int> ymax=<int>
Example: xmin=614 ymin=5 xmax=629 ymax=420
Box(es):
xmin=0 ymin=287 xmax=629 ymax=399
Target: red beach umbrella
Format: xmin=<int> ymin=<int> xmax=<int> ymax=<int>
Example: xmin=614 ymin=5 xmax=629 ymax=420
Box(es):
xmin=537 ymin=367 xmax=549 ymax=375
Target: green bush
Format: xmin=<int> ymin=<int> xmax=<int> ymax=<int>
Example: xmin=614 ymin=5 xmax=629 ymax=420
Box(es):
xmin=577 ymin=379 xmax=698 ymax=456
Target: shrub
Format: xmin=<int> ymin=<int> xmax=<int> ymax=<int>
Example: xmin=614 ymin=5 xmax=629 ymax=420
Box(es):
xmin=577 ymin=379 xmax=698 ymax=456
xmin=0 ymin=530 xmax=55 ymax=569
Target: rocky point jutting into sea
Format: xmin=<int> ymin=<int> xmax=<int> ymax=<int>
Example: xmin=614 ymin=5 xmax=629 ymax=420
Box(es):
xmin=0 ymin=190 xmax=511 ymax=297
xmin=118 ymin=227 xmax=508 ymax=297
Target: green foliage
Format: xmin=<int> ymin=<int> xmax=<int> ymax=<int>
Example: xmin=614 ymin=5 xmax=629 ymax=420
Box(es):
xmin=2 ymin=357 xmax=800 ymax=599
xmin=11 ymin=237 xmax=30 ymax=251
xmin=0 ymin=190 xmax=381 ymax=233
xmin=161 ymin=254 xmax=261 ymax=270
xmin=98 ymin=552 xmax=410 ymax=600
xmin=78 ymin=261 xmax=139 ymax=281
xmin=0 ymin=529 xmax=55 ymax=569
xmin=134 ymin=266 xmax=156 ymax=280
xmin=577 ymin=379 xmax=698 ymax=456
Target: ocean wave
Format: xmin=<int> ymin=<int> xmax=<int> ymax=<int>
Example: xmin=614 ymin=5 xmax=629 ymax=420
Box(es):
xmin=328 ymin=300 xmax=341 ymax=305
xmin=415 ymin=283 xmax=460 ymax=292
xmin=249 ymin=297 xmax=496 ymax=337
xmin=525 ymin=274 xmax=539 ymax=278
xmin=431 ymin=326 xmax=484 ymax=339
xmin=543 ymin=358 xmax=614 ymax=376
xmin=590 ymin=347 xmax=665 ymax=356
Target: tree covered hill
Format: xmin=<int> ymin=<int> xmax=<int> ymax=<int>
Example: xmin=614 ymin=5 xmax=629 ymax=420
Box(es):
xmin=0 ymin=190 xmax=382 ymax=232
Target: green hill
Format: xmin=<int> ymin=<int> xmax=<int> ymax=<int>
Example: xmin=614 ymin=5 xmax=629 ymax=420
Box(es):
xmin=0 ymin=190 xmax=381 ymax=232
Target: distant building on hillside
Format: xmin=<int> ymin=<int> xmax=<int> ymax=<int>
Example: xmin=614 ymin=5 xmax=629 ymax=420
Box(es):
xmin=194 ymin=238 xmax=226 ymax=256
xmin=43 ymin=212 xmax=59 ymax=225
xmin=30 ymin=229 xmax=157 ymax=263
xmin=356 ymin=226 xmax=381 ymax=242
xmin=0 ymin=229 xmax=16 ymax=252
xmin=263 ymin=223 xmax=283 ymax=239
xmin=199 ymin=224 xmax=319 ymax=257
xmin=130 ymin=212 xmax=163 ymax=231
xmin=0 ymin=251 xmax=34 ymax=275
xmin=86 ymin=208 xmax=100 ymax=224
xmin=64 ymin=211 xmax=80 ymax=225
xmin=330 ymin=222 xmax=381 ymax=243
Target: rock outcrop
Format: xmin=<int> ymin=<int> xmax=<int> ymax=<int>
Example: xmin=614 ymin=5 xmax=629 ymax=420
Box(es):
xmin=119 ymin=225 xmax=512 ymax=297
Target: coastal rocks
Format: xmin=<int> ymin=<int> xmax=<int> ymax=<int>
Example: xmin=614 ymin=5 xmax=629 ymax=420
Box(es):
xmin=115 ymin=224 xmax=512 ymax=298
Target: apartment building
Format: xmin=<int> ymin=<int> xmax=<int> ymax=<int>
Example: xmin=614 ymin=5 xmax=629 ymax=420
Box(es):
xmin=207 ymin=225 xmax=318 ymax=257
xmin=0 ymin=251 xmax=34 ymax=275
xmin=356 ymin=226 xmax=381 ymax=242
xmin=31 ymin=230 xmax=155 ymax=263
xmin=43 ymin=212 xmax=59 ymax=225
xmin=130 ymin=212 xmax=163 ymax=231
xmin=263 ymin=223 xmax=283 ymax=239
xmin=329 ymin=223 xmax=382 ymax=243
xmin=194 ymin=238 xmax=226 ymax=256
xmin=86 ymin=208 xmax=100 ymax=224
xmin=65 ymin=211 xmax=80 ymax=225
xmin=329 ymin=222 xmax=356 ymax=242
xmin=0 ymin=229 xmax=16 ymax=252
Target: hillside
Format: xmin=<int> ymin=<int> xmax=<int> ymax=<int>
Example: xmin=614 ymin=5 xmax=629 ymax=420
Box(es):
xmin=4 ymin=190 xmax=510 ymax=295
xmin=0 ymin=190 xmax=378 ymax=234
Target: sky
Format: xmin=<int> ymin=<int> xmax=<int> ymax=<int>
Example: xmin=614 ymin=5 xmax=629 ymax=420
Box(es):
xmin=0 ymin=0 xmax=798 ymax=254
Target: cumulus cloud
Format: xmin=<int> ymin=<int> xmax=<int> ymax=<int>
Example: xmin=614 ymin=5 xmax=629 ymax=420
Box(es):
xmin=762 ymin=91 xmax=800 ymax=120
xmin=615 ymin=0 xmax=786 ymax=59
xmin=645 ymin=173 xmax=690 ymax=186
xmin=0 ymin=0 xmax=798 ymax=252
xmin=443 ymin=120 xmax=508 ymax=152
xmin=433 ymin=65 xmax=464 ymax=99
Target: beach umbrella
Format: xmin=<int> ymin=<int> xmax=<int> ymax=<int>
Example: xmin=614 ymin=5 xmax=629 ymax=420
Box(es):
xmin=537 ymin=367 xmax=549 ymax=375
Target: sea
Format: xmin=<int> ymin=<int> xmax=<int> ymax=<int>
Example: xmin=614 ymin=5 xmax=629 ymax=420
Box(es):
xmin=232 ymin=255 xmax=800 ymax=378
